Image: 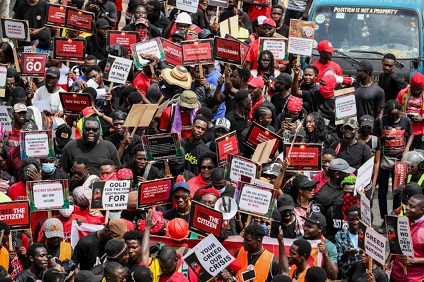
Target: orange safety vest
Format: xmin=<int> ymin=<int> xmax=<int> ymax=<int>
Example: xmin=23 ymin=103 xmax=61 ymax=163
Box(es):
xmin=290 ymin=265 xmax=308 ymax=282
xmin=236 ymin=248 xmax=274 ymax=282
xmin=59 ymin=242 xmax=72 ymax=261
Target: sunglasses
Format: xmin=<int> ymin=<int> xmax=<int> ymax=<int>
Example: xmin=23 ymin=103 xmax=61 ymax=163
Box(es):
xmin=200 ymin=165 xmax=214 ymax=170
xmin=174 ymin=194 xmax=189 ymax=200
xmin=200 ymin=200 xmax=215 ymax=206
xmin=85 ymin=127 xmax=99 ymax=132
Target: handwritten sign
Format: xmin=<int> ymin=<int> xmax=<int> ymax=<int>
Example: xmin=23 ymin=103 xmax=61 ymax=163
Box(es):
xmin=236 ymin=182 xmax=277 ymax=218
xmin=20 ymin=130 xmax=55 ymax=160
xmin=131 ymin=38 xmax=166 ymax=68
xmin=335 ymin=87 xmax=357 ymax=125
xmin=91 ymin=180 xmax=131 ymax=210
xmin=358 ymin=221 xmax=386 ymax=265
xmin=225 ymin=154 xmax=261 ymax=183
xmin=385 ymin=215 xmax=414 ymax=256
xmin=259 ymin=38 xmax=287 ymax=60
xmin=26 ymin=180 xmax=69 ymax=212
xmin=354 ymin=157 xmax=374 ymax=194
xmin=103 ymin=55 xmax=133 ymax=84
xmin=288 ymin=19 xmax=315 ymax=56
xmin=0 ymin=106 xmax=11 ymax=131
xmin=359 ymin=193 xmax=371 ymax=227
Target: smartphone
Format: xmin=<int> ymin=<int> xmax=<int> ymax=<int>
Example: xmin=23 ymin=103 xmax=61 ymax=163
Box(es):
xmin=242 ymin=269 xmax=256 ymax=281
xmin=285 ymin=118 xmax=292 ymax=123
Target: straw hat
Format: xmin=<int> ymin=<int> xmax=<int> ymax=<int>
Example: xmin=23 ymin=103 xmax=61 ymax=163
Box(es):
xmin=161 ymin=66 xmax=192 ymax=89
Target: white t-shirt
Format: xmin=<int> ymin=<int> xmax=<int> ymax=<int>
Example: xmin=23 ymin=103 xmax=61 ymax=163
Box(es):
xmin=288 ymin=0 xmax=307 ymax=11
xmin=32 ymin=86 xmax=66 ymax=114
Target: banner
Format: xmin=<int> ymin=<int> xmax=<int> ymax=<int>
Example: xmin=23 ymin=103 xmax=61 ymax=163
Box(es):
xmin=225 ymin=154 xmax=261 ymax=183
xmin=0 ymin=201 xmax=30 ymax=230
xmin=107 ymin=31 xmax=139 ymax=54
xmin=244 ymin=122 xmax=283 ymax=156
xmin=189 ymin=201 xmax=223 ymax=237
xmin=385 ymin=215 xmax=414 ymax=256
xmin=359 ymin=193 xmax=371 ymax=227
xmin=358 ymin=221 xmax=386 ymax=265
xmin=216 ymin=131 xmax=239 ymax=167
xmin=235 ymin=181 xmax=278 ymax=218
xmin=70 ymin=220 xmax=103 ymax=248
xmin=176 ymin=0 xmax=199 ymax=13
xmin=181 ymin=39 xmax=214 ymax=65
xmin=91 ymin=180 xmax=131 ymax=210
xmin=1 ymin=19 xmax=30 ymax=41
xmin=59 ymin=92 xmax=91 ymax=114
xmin=141 ymin=133 xmax=184 ymax=161
xmin=354 ymin=157 xmax=374 ymax=194
xmin=103 ymin=55 xmax=133 ymax=84
xmin=46 ymin=4 xmax=67 ymax=27
xmin=53 ymin=38 xmax=86 ymax=62
xmin=0 ymin=106 xmax=11 ymax=131
xmin=214 ymin=37 xmax=241 ymax=65
xmin=138 ymin=178 xmax=173 ymax=208
xmin=131 ymin=38 xmax=166 ymax=68
xmin=283 ymin=143 xmax=322 ymax=171
xmin=26 ymin=179 xmax=69 ymax=212
xmin=20 ymin=130 xmax=55 ymax=159
xmin=225 ymin=34 xmax=250 ymax=65
xmin=66 ymin=8 xmax=95 ymax=33
xmin=259 ymin=38 xmax=287 ymax=60
xmin=161 ymin=38 xmax=183 ymax=67
xmin=393 ymin=161 xmax=407 ymax=191
xmin=183 ymin=234 xmax=233 ymax=282
xmin=20 ymin=53 xmax=48 ymax=77
xmin=334 ymin=88 xmax=357 ymax=125
xmin=288 ymin=19 xmax=315 ymax=56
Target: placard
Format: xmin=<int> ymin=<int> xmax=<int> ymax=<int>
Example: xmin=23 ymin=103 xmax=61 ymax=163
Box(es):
xmin=214 ymin=37 xmax=241 ymax=65
xmin=235 ymin=181 xmax=278 ymax=218
xmin=161 ymin=38 xmax=183 ymax=67
xmin=225 ymin=34 xmax=251 ymax=65
xmin=26 ymin=179 xmax=69 ymax=212
xmin=359 ymin=192 xmax=371 ymax=227
xmin=216 ymin=131 xmax=239 ymax=166
xmin=334 ymin=87 xmax=357 ymax=125
xmin=176 ymin=0 xmax=199 ymax=13
xmin=123 ymin=104 xmax=158 ymax=128
xmin=53 ymin=38 xmax=86 ymax=62
xmin=59 ymin=92 xmax=91 ymax=114
xmin=138 ymin=178 xmax=173 ymax=208
xmin=354 ymin=157 xmax=374 ymax=194
xmin=385 ymin=215 xmax=414 ymax=256
xmin=20 ymin=53 xmax=48 ymax=77
xmin=225 ymin=154 xmax=261 ymax=183
xmin=0 ymin=106 xmax=11 ymax=131
xmin=189 ymin=201 xmax=223 ymax=237
xmin=131 ymin=38 xmax=166 ymax=68
xmin=358 ymin=221 xmax=386 ymax=265
xmin=393 ymin=161 xmax=407 ymax=191
xmin=107 ymin=31 xmax=139 ymax=54
xmin=259 ymin=38 xmax=287 ymax=60
xmin=141 ymin=133 xmax=184 ymax=161
xmin=208 ymin=0 xmax=228 ymax=7
xmin=283 ymin=143 xmax=322 ymax=171
xmin=66 ymin=8 xmax=95 ymax=33
xmin=91 ymin=180 xmax=131 ymax=210
xmin=183 ymin=234 xmax=234 ymax=282
xmin=181 ymin=39 xmax=214 ymax=66
xmin=0 ymin=201 xmax=30 ymax=230
xmin=251 ymin=139 xmax=277 ymax=164
xmin=46 ymin=4 xmax=67 ymax=27
xmin=103 ymin=55 xmax=133 ymax=84
xmin=288 ymin=19 xmax=315 ymax=56
xmin=1 ymin=19 xmax=30 ymax=41
xmin=20 ymin=130 xmax=55 ymax=160
xmin=0 ymin=65 xmax=6 ymax=98
xmin=220 ymin=15 xmax=238 ymax=38
xmin=244 ymin=122 xmax=283 ymax=157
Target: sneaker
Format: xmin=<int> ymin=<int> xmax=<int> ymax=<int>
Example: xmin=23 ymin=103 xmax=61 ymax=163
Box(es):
xmin=377 ymin=221 xmax=386 ymax=234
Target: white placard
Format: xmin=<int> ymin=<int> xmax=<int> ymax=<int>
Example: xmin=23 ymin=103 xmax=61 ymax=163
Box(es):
xmin=355 ymin=157 xmax=374 ymax=194
xmin=24 ymin=132 xmax=49 ymax=158
xmin=0 ymin=106 xmax=12 ymax=131
xmin=105 ymin=55 xmax=133 ymax=84
xmin=394 ymin=216 xmax=414 ymax=256
xmin=359 ymin=193 xmax=371 ymax=227
xmin=262 ymin=39 xmax=286 ymax=60
xmin=229 ymin=156 xmax=257 ymax=182
xmin=239 ymin=184 xmax=272 ymax=215
xmin=250 ymin=178 xmax=274 ymax=189
xmin=335 ymin=94 xmax=357 ymax=120
xmin=4 ymin=19 xmax=26 ymax=40
xmin=91 ymin=180 xmax=131 ymax=210
xmin=33 ymin=182 xmax=64 ymax=208
xmin=176 ymin=0 xmax=199 ymax=13
xmin=133 ymin=40 xmax=162 ymax=66
xmin=364 ymin=227 xmax=386 ymax=265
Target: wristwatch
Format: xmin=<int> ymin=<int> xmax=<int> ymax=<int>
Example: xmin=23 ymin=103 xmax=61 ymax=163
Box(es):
xmin=411 ymin=258 xmax=415 ymax=264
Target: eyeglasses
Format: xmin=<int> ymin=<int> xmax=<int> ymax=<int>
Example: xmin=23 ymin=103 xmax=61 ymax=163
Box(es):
xmin=358 ymin=250 xmax=364 ymax=255
xmin=200 ymin=165 xmax=214 ymax=170
xmin=71 ymin=169 xmax=85 ymax=176
xmin=174 ymin=194 xmax=189 ymax=200
xmin=85 ymin=127 xmax=99 ymax=132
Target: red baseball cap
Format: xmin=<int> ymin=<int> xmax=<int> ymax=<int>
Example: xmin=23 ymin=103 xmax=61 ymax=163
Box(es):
xmin=248 ymin=77 xmax=265 ymax=89
xmin=411 ymin=72 xmax=424 ymax=88
xmin=262 ymin=18 xmax=276 ymax=27
xmin=317 ymin=40 xmax=337 ymax=52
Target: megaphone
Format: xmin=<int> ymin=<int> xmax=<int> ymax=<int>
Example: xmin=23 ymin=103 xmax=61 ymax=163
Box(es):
xmin=214 ymin=196 xmax=238 ymax=220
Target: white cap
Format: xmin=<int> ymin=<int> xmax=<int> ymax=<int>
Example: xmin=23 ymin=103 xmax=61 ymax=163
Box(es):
xmin=257 ymin=16 xmax=267 ymax=25
xmin=215 ymin=118 xmax=231 ymax=132
xmin=175 ymin=12 xmax=192 ymax=25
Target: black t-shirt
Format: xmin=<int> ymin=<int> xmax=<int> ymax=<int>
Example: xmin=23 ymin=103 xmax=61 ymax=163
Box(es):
xmin=313 ymin=182 xmax=343 ymax=216
xmin=270 ymin=209 xmax=298 ymax=239
xmin=347 ymin=261 xmax=388 ymax=282
xmin=354 ymin=83 xmax=385 ymax=120
xmin=42 ymin=168 xmax=69 ymax=181
xmin=164 ymin=207 xmax=190 ymax=223
xmin=310 ymin=90 xmax=337 ymax=133
xmin=150 ymin=16 xmax=171 ymax=32
xmin=86 ymin=35 xmax=108 ymax=60
xmin=299 ymin=83 xmax=317 ymax=113
xmin=72 ymin=232 xmax=106 ymax=270
xmin=14 ymin=0 xmax=48 ymax=29
xmin=225 ymin=110 xmax=249 ymax=136
xmin=270 ymin=92 xmax=290 ymax=117
xmin=275 ymin=24 xmax=289 ymax=38
xmin=181 ymin=138 xmax=211 ymax=175
xmin=329 ymin=139 xmax=372 ymax=170
xmin=123 ymin=162 xmax=163 ymax=189
xmin=202 ymin=126 xmax=215 ymax=144
xmin=106 ymin=133 xmax=141 ymax=165
xmin=325 ymin=204 xmax=347 ymax=239
xmin=378 ymin=72 xmax=407 ymax=102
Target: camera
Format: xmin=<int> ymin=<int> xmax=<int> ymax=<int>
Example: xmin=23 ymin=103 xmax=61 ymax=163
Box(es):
xmin=60 ymin=259 xmax=77 ymax=274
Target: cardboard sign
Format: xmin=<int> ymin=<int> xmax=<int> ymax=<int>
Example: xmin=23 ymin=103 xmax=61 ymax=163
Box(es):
xmin=20 ymin=53 xmax=48 ymax=77
xmin=225 ymin=154 xmax=261 ymax=183
xmin=181 ymin=39 xmax=214 ymax=65
xmin=354 ymin=157 xmax=374 ymax=194
xmin=0 ymin=106 xmax=11 ymax=131
xmin=131 ymin=38 xmax=166 ymax=68
xmin=91 ymin=180 xmax=131 ymax=210
xmin=252 ymin=139 xmax=277 ymax=164
xmin=334 ymin=87 xmax=357 ymax=125
xmin=1 ymin=19 xmax=30 ymax=41
xmin=283 ymin=143 xmax=322 ymax=171
xmin=208 ymin=0 xmax=228 ymax=7
xmin=141 ymin=133 xmax=184 ymax=161
xmin=259 ymin=38 xmax=287 ymax=60
xmin=358 ymin=221 xmax=386 ymax=265
xmin=0 ymin=201 xmax=30 ymax=230
xmin=235 ymin=181 xmax=278 ymax=218
xmin=66 ymin=8 xmax=95 ymax=33
xmin=103 ymin=55 xmax=133 ymax=84
xmin=0 ymin=65 xmax=6 ymax=98
xmin=59 ymin=92 xmax=92 ymax=114
xmin=393 ymin=161 xmax=407 ymax=191
xmin=107 ymin=31 xmax=139 ymax=54
xmin=214 ymin=37 xmax=241 ymax=65
xmin=225 ymin=34 xmax=251 ymax=65
xmin=189 ymin=201 xmax=223 ymax=237
xmin=216 ymin=131 xmax=239 ymax=166
xmin=123 ymin=104 xmax=158 ymax=128
xmin=20 ymin=130 xmax=55 ymax=160
xmin=244 ymin=122 xmax=283 ymax=157
xmin=359 ymin=193 xmax=372 ymax=227
xmin=53 ymin=38 xmax=86 ymax=62
xmin=385 ymin=215 xmax=414 ymax=256
xmin=176 ymin=0 xmax=199 ymax=13
xmin=26 ymin=179 xmax=69 ymax=212
xmin=138 ymin=178 xmax=173 ymax=208
xmin=183 ymin=234 xmax=234 ymax=282
xmin=46 ymin=4 xmax=67 ymax=27
xmin=161 ymin=38 xmax=183 ymax=67
xmin=288 ymin=19 xmax=315 ymax=56
xmin=220 ymin=15 xmax=238 ymax=38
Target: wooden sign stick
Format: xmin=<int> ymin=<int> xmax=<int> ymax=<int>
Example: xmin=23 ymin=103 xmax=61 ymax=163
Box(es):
xmin=164 ymin=159 xmax=171 ymax=176
xmin=47 ymin=211 xmax=52 ymax=218
xmin=8 ymin=233 xmax=13 ymax=252
xmin=215 ymin=7 xmax=220 ymax=25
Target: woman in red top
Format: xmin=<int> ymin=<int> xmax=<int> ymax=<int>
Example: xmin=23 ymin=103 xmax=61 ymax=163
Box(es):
xmin=187 ymin=152 xmax=217 ymax=197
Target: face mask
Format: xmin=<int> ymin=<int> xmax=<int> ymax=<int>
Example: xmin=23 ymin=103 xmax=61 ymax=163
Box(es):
xmin=137 ymin=29 xmax=148 ymax=43
xmin=109 ymin=211 xmax=122 ymax=219
xmin=359 ymin=127 xmax=372 ymax=137
xmin=59 ymin=205 xmax=75 ymax=218
xmin=320 ymin=84 xmax=335 ymax=99
xmin=218 ymin=187 xmax=226 ymax=193
xmin=42 ymin=163 xmax=55 ymax=174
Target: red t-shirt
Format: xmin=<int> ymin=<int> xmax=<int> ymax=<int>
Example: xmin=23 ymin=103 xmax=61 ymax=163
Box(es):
xmin=159 ymin=106 xmax=193 ymax=139
xmin=312 ymin=60 xmax=343 ymax=82
xmin=247 ymin=0 xmax=271 ymax=22
xmin=6 ymin=128 xmax=21 ymax=150
xmin=132 ymin=72 xmax=151 ymax=95
xmin=246 ymin=39 xmax=260 ymax=69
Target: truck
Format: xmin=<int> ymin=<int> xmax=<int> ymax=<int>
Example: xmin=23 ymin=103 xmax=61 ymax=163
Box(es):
xmin=308 ymin=0 xmax=424 ymax=82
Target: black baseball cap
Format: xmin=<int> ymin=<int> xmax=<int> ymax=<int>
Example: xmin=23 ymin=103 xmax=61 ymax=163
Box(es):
xmin=270 ymin=73 xmax=292 ymax=87
xmin=301 ymin=212 xmax=326 ymax=227
xmin=55 ymin=124 xmax=72 ymax=148
xmin=277 ymin=194 xmax=294 ymax=212
xmin=354 ymin=60 xmax=373 ymax=73
xmin=396 ymin=183 xmax=423 ymax=197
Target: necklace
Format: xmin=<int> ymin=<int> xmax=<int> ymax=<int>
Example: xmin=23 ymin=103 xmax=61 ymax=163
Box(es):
xmin=249 ymin=247 xmax=264 ymax=257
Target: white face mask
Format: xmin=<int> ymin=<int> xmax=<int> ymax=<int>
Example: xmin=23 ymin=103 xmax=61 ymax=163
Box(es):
xmin=109 ymin=211 xmax=122 ymax=219
xmin=59 ymin=205 xmax=75 ymax=218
